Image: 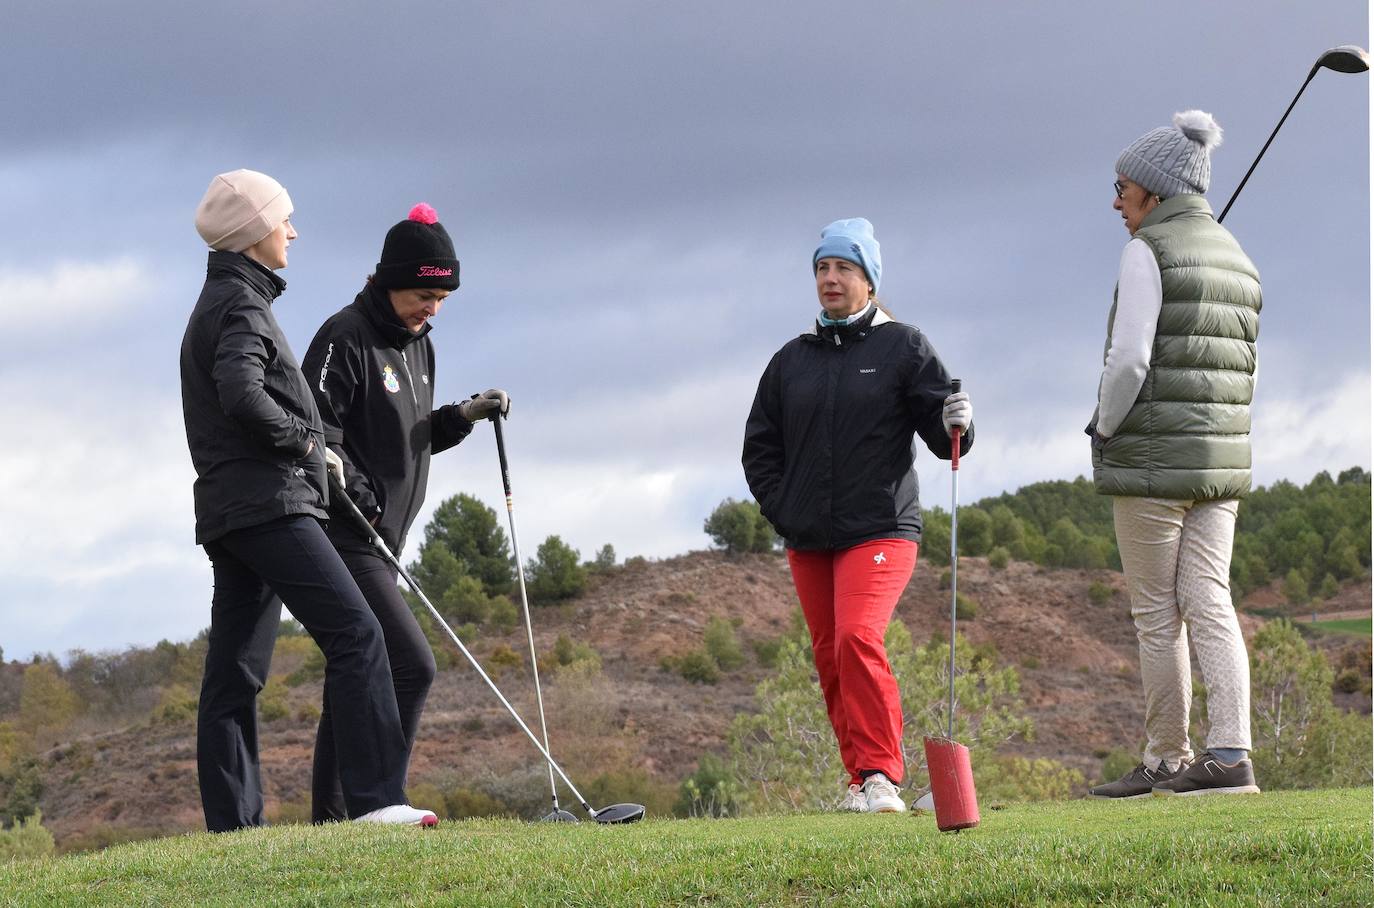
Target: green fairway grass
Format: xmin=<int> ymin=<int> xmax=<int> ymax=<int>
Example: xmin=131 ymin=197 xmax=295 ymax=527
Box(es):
xmin=1 ymin=789 xmax=1369 ymax=907
xmin=1309 ymin=617 xmax=1371 ymax=637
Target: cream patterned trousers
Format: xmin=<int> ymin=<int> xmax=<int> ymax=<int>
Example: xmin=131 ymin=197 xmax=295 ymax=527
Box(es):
xmin=1113 ymin=497 xmax=1251 ymax=769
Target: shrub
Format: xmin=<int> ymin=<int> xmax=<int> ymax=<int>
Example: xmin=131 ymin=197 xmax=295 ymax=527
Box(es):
xmin=1098 ymin=749 xmax=1138 ymax=784
xmin=258 ymin=679 xmax=290 ymax=723
xmin=591 ymin=544 xmax=617 ymax=572
xmin=153 ymin=685 xmax=198 ymax=725
xmin=954 ymin=592 xmax=977 ymax=621
xmin=487 ymin=595 xmax=518 ymax=634
xmin=544 ymin=635 xmax=601 ymax=675
xmin=295 ymin=701 xmax=321 ymax=724
xmin=674 ymin=650 xmax=720 ymax=685
xmin=1088 ymin=580 xmax=1114 ymax=606
xmin=988 ymin=547 xmax=1010 ymax=570
xmin=1283 ymin=568 xmax=1310 ymax=607
xmin=704 ymin=499 xmax=778 ymax=554
xmin=751 ymin=637 xmax=784 ymax=669
xmin=0 ymin=811 xmax=54 ymax=861
xmin=486 ymin=644 xmax=523 ymax=680
xmin=1251 ymin=619 xmax=1373 ymax=788
xmin=444 ymin=786 xmax=509 ymax=819
xmin=285 ymin=643 xmax=325 ymax=687
xmin=729 ymin=622 xmax=1030 ymax=813
xmin=938 ymin=569 xmax=952 ymax=591
xmin=975 ymin=756 xmax=1085 ymax=802
xmin=704 ymin=617 xmax=745 ymax=671
xmin=525 ymin=536 xmax=587 ymax=603
xmin=674 ymin=753 xmax=741 ymax=818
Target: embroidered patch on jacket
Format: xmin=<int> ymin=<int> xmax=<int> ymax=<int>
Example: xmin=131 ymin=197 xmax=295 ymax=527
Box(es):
xmin=382 ymin=364 xmax=401 ymax=394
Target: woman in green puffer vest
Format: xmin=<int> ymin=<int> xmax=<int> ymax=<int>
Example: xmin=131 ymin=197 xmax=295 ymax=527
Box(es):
xmin=1087 ymin=111 xmax=1262 ymax=801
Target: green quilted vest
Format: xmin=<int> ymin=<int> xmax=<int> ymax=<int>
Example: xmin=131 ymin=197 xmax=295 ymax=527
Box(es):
xmin=1093 ymin=194 xmax=1262 ymax=500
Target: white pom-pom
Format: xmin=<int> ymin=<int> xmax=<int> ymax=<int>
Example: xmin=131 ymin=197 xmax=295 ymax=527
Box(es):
xmin=1173 ymin=110 xmax=1222 ymax=150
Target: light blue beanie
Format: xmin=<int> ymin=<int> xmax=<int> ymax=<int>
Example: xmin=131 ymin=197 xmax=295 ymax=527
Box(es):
xmin=813 ymin=218 xmax=881 ymax=293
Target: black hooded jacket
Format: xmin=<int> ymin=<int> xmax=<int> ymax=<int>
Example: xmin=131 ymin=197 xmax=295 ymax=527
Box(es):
xmin=180 ymin=251 xmax=328 ymax=544
xmin=301 ymin=283 xmax=473 ymax=554
xmin=742 ymin=306 xmax=973 ymax=550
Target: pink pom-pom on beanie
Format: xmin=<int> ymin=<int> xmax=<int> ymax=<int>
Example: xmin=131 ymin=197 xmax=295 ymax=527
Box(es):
xmin=408 ymin=203 xmax=439 ymax=225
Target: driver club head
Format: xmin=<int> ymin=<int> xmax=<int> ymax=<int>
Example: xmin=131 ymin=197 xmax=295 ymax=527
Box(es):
xmin=539 ymin=809 xmax=580 ymax=823
xmin=591 ymin=803 xmax=646 ymax=824
xmin=1316 ymin=45 xmax=1370 ymax=74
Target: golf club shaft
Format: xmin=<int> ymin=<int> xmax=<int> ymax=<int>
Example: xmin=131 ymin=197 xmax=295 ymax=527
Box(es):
xmin=327 ymin=474 xmax=596 ymax=814
xmin=1217 ymin=69 xmax=1318 ymax=224
xmin=492 ymin=415 xmax=561 ymax=812
xmin=948 ymin=378 xmax=962 ymax=740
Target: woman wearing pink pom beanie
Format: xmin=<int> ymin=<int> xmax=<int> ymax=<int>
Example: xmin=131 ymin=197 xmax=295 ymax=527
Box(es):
xmin=301 ymin=204 xmax=509 ymax=822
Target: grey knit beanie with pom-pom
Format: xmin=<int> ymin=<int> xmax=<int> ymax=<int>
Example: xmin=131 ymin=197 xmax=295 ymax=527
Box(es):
xmin=1115 ymin=110 xmax=1223 ymax=198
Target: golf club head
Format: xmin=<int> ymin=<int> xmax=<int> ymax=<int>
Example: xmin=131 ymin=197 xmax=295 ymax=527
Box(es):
xmin=591 ymin=803 xmax=645 ymax=824
xmin=1316 ymin=45 xmax=1370 ymax=74
xmin=539 ymin=809 xmax=580 ymax=823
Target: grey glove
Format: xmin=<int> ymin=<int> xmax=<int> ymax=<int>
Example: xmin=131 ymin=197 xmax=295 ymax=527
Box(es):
xmin=942 ymin=391 xmax=972 ymax=434
xmin=458 ymin=388 xmax=511 ymax=422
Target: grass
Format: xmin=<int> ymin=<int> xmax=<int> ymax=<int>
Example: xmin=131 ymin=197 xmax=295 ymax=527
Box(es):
xmin=1308 ymin=617 xmax=1371 ymax=637
xmin=1 ymin=789 xmax=1369 ymax=907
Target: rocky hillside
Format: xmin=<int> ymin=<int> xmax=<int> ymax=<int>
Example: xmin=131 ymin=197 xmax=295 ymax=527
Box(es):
xmin=26 ymin=551 xmax=1372 ymax=848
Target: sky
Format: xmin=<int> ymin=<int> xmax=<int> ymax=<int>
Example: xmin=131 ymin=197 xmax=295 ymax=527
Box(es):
xmin=0 ymin=1 xmax=1368 ymax=661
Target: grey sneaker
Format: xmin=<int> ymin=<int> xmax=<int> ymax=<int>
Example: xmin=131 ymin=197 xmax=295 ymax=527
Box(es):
xmin=1088 ymin=762 xmax=1181 ymax=799
xmin=1151 ymin=752 xmax=1260 ymax=797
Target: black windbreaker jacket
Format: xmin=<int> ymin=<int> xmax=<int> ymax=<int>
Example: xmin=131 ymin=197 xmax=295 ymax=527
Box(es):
xmin=180 ymin=252 xmax=329 ymax=544
xmin=301 ymin=284 xmax=473 ymax=554
xmin=742 ymin=306 xmax=973 ymax=551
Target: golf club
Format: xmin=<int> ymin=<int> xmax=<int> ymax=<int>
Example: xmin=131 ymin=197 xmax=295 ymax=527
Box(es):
xmin=1217 ymin=44 xmax=1369 ymax=223
xmin=326 ymin=471 xmax=646 ymax=824
xmin=491 ymin=414 xmax=576 ymax=823
xmin=922 ymin=378 xmax=980 ymax=832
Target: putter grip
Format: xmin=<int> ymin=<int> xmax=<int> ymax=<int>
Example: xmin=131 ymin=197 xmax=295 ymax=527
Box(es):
xmin=949 ymin=378 xmax=962 ymax=471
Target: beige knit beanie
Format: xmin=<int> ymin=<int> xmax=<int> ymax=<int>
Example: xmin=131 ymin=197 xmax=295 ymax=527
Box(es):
xmin=194 ymin=169 xmax=293 ymax=252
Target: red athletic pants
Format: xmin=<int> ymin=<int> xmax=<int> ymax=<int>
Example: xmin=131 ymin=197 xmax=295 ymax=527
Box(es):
xmin=787 ymin=538 xmax=917 ymax=785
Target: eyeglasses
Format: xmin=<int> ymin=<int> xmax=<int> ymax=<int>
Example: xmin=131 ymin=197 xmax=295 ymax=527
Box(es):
xmin=1113 ymin=180 xmax=1127 ymax=199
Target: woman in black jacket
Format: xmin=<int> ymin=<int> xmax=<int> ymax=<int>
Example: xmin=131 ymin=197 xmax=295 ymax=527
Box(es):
xmin=742 ymin=218 xmax=972 ymax=813
xmin=180 ymin=170 xmax=437 ymax=830
xmin=301 ymin=203 xmax=508 ymax=823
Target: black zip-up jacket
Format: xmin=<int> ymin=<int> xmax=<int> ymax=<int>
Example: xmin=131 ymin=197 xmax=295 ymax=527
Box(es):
xmin=180 ymin=251 xmax=328 ymax=544
xmin=301 ymin=283 xmax=473 ymax=554
xmin=742 ymin=306 xmax=973 ymax=550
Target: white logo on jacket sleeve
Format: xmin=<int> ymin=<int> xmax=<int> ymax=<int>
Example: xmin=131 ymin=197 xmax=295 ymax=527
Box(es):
xmin=382 ymin=364 xmax=401 ymax=394
xmin=873 ymin=551 xmax=886 ymax=564
xmin=860 ymin=368 xmax=877 ymax=374
xmin=318 ymin=342 xmax=334 ymax=392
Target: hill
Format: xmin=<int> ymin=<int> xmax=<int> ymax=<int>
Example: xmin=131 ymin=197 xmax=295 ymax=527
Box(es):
xmin=11 ymin=548 xmax=1371 ymax=849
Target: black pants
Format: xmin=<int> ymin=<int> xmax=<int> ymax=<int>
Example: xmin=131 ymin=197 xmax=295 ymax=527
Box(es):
xmin=197 ymin=515 xmax=408 ymax=832
xmin=312 ymin=544 xmax=436 ymax=822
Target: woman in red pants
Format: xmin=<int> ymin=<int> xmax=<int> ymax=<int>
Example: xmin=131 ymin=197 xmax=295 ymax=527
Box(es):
xmin=742 ymin=218 xmax=972 ymax=813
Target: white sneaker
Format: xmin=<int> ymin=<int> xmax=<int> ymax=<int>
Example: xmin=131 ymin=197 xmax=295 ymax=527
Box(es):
xmin=840 ymin=783 xmax=868 ymax=812
xmin=861 ymin=773 xmax=905 ymax=813
xmin=354 ymin=804 xmax=439 ymax=827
